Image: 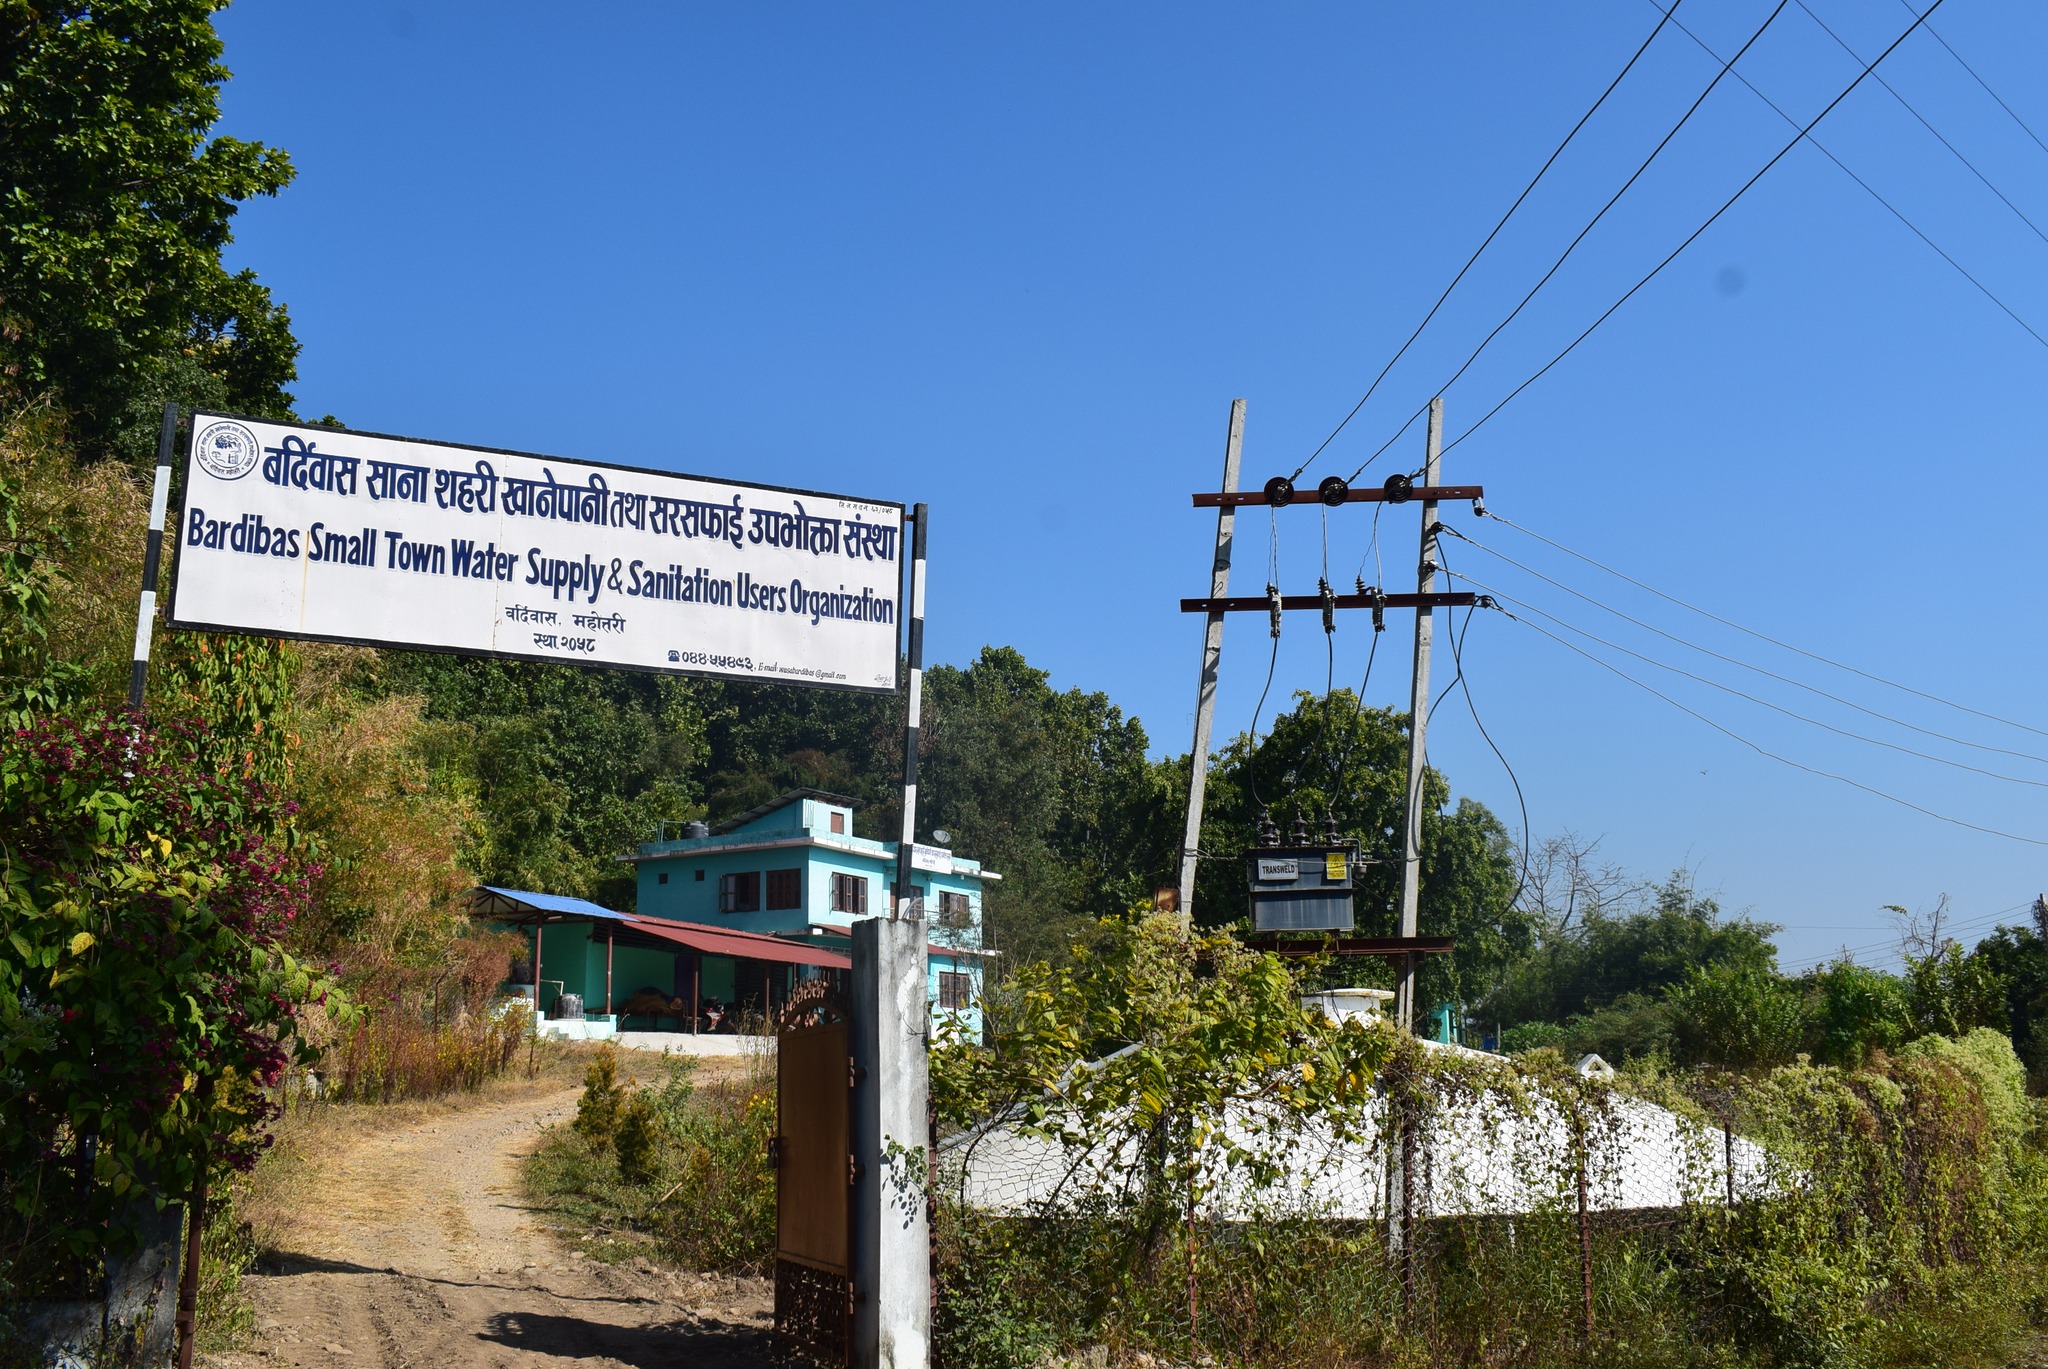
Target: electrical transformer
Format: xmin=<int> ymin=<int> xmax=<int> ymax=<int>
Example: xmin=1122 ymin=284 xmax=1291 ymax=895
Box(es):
xmin=1246 ymin=843 xmax=1356 ymax=932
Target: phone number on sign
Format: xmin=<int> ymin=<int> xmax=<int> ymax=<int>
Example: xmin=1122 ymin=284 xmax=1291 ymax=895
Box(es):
xmin=667 ymin=649 xmax=754 ymax=670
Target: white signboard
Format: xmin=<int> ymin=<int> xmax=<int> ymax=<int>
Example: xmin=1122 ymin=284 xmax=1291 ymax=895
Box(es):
xmin=910 ymin=844 xmax=954 ymax=874
xmin=1255 ymin=858 xmax=1299 ymax=883
xmin=168 ymin=413 xmax=904 ymax=693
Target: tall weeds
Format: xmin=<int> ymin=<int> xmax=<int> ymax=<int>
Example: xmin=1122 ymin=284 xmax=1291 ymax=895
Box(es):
xmin=318 ymin=943 xmax=525 ymax=1103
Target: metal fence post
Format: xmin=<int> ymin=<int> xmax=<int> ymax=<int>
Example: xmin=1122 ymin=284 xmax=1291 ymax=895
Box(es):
xmin=1400 ymin=1089 xmax=1416 ymax=1319
xmin=1574 ymin=1105 xmax=1593 ymax=1342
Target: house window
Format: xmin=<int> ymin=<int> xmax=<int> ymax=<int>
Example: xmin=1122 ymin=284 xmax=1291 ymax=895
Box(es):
xmin=658 ymin=872 xmax=669 ymax=885
xmin=695 ymin=869 xmax=705 ymax=882
xmin=830 ymin=811 xmax=845 ymax=835
xmin=831 ymin=873 xmax=868 ymax=915
xmin=719 ymin=871 xmax=761 ymax=913
xmin=938 ymin=971 xmax=973 ymax=1011
xmin=766 ymin=868 xmax=803 ymax=910
xmin=936 ymin=891 xmax=972 ymax=928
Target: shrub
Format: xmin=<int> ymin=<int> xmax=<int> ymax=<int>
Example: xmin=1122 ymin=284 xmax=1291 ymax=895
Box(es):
xmin=527 ymin=1052 xmax=774 ymax=1275
xmin=574 ymin=1045 xmax=629 ymax=1152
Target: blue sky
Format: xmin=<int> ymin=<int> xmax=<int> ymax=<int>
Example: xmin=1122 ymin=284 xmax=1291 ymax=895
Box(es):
xmin=210 ymin=1 xmax=2048 ymax=969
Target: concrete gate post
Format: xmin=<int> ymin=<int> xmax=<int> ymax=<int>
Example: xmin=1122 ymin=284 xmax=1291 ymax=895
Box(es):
xmin=850 ymin=915 xmax=931 ymax=1369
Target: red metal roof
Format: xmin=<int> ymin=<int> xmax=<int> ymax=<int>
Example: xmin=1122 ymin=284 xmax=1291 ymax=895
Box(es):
xmin=623 ymin=915 xmax=851 ymax=970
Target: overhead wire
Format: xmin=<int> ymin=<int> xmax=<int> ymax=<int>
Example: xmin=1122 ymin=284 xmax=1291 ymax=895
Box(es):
xmin=1442 ymin=521 xmax=2048 ymax=767
xmin=1326 ymin=507 xmax=1389 ymax=803
xmin=1245 ymin=509 xmax=1284 ymax=809
xmin=1451 ymin=568 xmax=2048 ymax=792
xmin=1480 ymin=508 xmax=2048 ymax=741
xmin=1366 ymin=0 xmax=1795 ymax=475
xmin=1643 ymin=0 xmax=2048 ymax=354
xmin=1428 ymin=0 xmax=1961 ymax=464
xmin=1778 ymin=901 xmax=2034 ymax=971
xmin=1483 ymin=599 xmax=2048 ymax=848
xmin=1794 ymin=0 xmax=2048 ymax=248
xmin=1288 ymin=0 xmax=1689 ymax=482
xmin=1904 ymin=0 xmax=2048 ymax=160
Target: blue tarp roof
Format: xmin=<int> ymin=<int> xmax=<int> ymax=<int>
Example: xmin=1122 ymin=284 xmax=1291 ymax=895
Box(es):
xmin=472 ymin=886 xmax=633 ymax=922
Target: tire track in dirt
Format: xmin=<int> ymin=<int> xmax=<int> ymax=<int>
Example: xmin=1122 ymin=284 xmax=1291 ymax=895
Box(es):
xmin=203 ymin=1069 xmax=783 ymax=1369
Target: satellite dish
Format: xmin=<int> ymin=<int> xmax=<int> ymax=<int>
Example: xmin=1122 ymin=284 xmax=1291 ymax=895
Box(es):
xmin=932 ymin=829 xmax=953 ymax=845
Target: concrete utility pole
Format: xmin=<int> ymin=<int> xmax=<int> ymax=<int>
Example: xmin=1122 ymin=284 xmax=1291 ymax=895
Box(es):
xmin=1176 ymin=399 xmax=1245 ymax=922
xmin=1394 ymin=397 xmax=1444 ymax=1033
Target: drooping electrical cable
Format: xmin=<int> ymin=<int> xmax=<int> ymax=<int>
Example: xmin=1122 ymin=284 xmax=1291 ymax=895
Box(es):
xmin=1439 ymin=543 xmax=1533 ymax=920
xmin=1480 ymin=508 xmax=2048 ymax=740
xmin=1443 ymin=521 xmax=2048 ymax=766
xmin=1287 ymin=0 xmax=1690 ymax=482
xmin=1645 ymin=0 xmax=2048 ymax=355
xmin=1795 ymin=0 xmax=2048 ymax=249
xmin=1452 ymin=570 xmax=2048 ymax=791
xmin=1417 ymin=0 xmax=1959 ymax=463
xmin=1485 ymin=600 xmax=2048 ymax=849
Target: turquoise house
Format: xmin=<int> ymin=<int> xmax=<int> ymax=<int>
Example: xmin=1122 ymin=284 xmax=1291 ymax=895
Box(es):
xmin=623 ymin=788 xmax=994 ymax=1035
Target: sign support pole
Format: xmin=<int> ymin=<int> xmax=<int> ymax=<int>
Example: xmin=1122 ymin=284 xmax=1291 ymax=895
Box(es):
xmin=894 ymin=504 xmax=929 ymax=917
xmin=1395 ymin=398 xmax=1443 ymax=1033
xmin=128 ymin=403 xmax=205 ymax=1369
xmin=130 ymin=403 xmax=177 ymax=709
xmin=1175 ymin=400 xmax=1244 ymax=923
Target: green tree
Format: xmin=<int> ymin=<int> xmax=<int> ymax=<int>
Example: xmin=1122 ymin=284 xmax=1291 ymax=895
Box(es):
xmin=0 ymin=711 xmax=344 ymax=1299
xmin=1667 ymin=962 xmax=1812 ymax=1070
xmin=1487 ymin=868 xmax=1781 ymax=1031
xmin=697 ymin=645 xmax=1176 ymax=969
xmin=1196 ymin=689 xmax=1525 ymax=1009
xmin=919 ymin=647 xmax=1174 ymax=969
xmin=0 ymin=0 xmax=298 ymax=459
xmin=1969 ymin=913 xmax=2048 ymax=1086
xmin=1905 ymin=940 xmax=2008 ymax=1040
xmin=1801 ymin=958 xmax=1914 ymax=1067
xmin=375 ymin=654 xmax=711 ymax=905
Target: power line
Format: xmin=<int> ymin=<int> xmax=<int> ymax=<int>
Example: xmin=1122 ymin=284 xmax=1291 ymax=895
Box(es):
xmin=1778 ymin=901 xmax=2033 ymax=970
xmin=1481 ymin=508 xmax=2048 ymax=741
xmin=1289 ymin=1 xmax=1689 ymax=481
xmin=1435 ymin=542 xmax=1533 ymax=919
xmin=1443 ymin=521 xmax=2048 ymax=767
xmin=1368 ymin=0 xmax=1793 ymax=474
xmin=1456 ymin=570 xmax=2048 ymax=791
xmin=1428 ymin=0 xmax=1958 ymax=463
xmin=1485 ymin=600 xmax=2048 ymax=849
xmin=1795 ymin=0 xmax=2048 ymax=249
xmin=1647 ymin=0 xmax=2048 ymax=352
xmin=1906 ymin=0 xmax=2048 ymax=160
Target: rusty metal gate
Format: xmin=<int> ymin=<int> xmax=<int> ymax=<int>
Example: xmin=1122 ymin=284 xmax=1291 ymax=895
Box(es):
xmin=773 ymin=980 xmax=852 ymax=1365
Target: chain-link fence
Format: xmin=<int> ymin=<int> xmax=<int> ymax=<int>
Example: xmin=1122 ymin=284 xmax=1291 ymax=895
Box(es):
xmin=932 ymin=1030 xmax=2037 ymax=1369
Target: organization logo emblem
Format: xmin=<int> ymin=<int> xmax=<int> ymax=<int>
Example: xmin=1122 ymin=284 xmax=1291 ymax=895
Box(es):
xmin=193 ymin=420 xmax=260 ymax=481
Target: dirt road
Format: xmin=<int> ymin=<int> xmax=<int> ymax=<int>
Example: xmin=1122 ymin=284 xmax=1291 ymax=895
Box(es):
xmin=203 ymin=1067 xmax=783 ymax=1369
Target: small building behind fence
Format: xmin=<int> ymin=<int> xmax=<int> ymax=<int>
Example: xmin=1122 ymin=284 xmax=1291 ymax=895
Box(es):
xmin=478 ymin=788 xmax=995 ymax=1038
